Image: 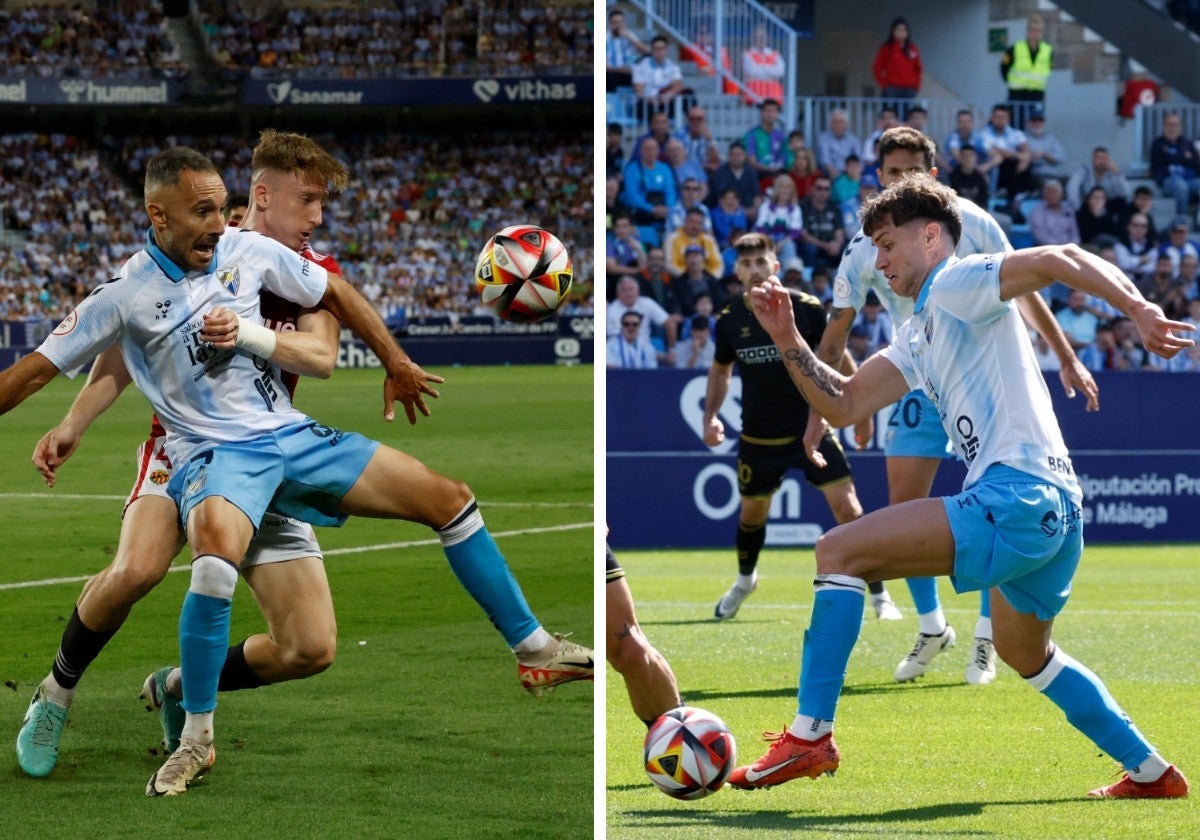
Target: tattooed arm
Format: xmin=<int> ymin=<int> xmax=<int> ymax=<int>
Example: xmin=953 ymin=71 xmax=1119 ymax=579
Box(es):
xmin=749 ymin=277 xmax=908 ymax=426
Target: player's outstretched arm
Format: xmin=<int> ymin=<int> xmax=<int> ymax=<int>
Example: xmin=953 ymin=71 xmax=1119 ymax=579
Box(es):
xmin=0 ymin=352 xmax=59 ymax=416
xmin=319 ymin=272 xmax=444 ymax=424
xmin=1000 ymin=245 xmax=1196 ymax=358
xmin=750 ymin=277 xmax=907 ymax=426
xmin=31 ymin=344 xmax=133 ymax=486
xmin=1014 ymin=291 xmax=1100 ymax=411
xmin=201 ymin=305 xmax=340 ymax=379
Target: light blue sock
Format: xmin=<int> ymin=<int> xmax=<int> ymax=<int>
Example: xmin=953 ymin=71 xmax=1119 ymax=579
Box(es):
xmin=905 ymin=576 xmax=940 ymax=615
xmin=180 ymin=555 xmax=238 ymax=715
xmin=438 ymin=499 xmax=539 ymax=648
xmin=980 ymin=588 xmax=991 ymax=619
xmin=797 ymin=576 xmax=866 ymax=720
xmin=1027 ymin=646 xmax=1154 ymax=770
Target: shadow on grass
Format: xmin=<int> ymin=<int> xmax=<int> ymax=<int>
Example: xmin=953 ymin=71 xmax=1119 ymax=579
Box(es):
xmin=681 ymin=680 xmax=967 ymax=703
xmin=640 ymin=618 xmax=784 ymax=628
xmin=612 ymin=797 xmax=1082 ymax=834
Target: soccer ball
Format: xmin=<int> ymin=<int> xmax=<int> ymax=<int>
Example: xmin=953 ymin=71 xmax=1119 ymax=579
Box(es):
xmin=643 ymin=706 xmax=736 ymax=800
xmin=474 ymin=225 xmax=572 ymax=323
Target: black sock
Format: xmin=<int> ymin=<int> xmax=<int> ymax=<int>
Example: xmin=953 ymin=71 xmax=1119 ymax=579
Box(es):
xmin=867 ymin=581 xmax=885 ymax=596
xmin=217 ymin=640 xmax=266 ymax=692
xmin=51 ymin=607 xmax=117 ymax=690
xmin=735 ymin=521 xmax=767 ymax=577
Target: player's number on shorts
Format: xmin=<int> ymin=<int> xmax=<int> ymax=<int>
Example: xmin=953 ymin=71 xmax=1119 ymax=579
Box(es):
xmin=888 ymin=396 xmax=922 ymax=430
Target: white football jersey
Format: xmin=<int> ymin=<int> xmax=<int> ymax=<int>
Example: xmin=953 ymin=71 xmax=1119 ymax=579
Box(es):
xmin=37 ymin=228 xmax=328 ymax=466
xmin=879 ymin=253 xmax=1080 ymax=498
xmin=833 ymin=197 xmax=1012 ymax=320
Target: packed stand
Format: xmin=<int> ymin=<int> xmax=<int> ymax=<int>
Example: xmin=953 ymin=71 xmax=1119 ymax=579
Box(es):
xmin=0 ymin=131 xmax=593 ymax=334
xmin=606 ymin=17 xmax=1200 ymax=372
xmin=0 ymin=2 xmax=186 ymax=79
xmin=197 ymin=0 xmax=592 ymax=81
xmin=0 ymin=133 xmax=145 ymax=329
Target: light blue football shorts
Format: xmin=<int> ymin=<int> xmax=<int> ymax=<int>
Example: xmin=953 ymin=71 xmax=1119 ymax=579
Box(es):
xmin=942 ymin=464 xmax=1083 ymax=621
xmin=168 ymin=419 xmax=381 ymax=532
xmin=884 ymin=389 xmax=955 ymax=459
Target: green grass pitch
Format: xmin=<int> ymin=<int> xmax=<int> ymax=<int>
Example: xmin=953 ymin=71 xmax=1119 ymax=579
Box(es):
xmin=606 ymin=546 xmax=1199 ymax=839
xmin=0 ymin=366 xmax=592 ymax=838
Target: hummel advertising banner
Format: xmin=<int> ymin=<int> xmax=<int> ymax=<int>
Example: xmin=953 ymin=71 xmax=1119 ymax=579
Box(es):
xmin=607 ymin=370 xmax=1200 ymax=547
xmin=0 ymin=76 xmax=185 ymax=105
xmin=238 ymin=75 xmax=590 ymax=107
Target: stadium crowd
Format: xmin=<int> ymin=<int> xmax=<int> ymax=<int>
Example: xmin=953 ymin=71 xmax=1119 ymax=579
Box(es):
xmin=197 ymin=0 xmax=593 ymax=80
xmin=605 ymin=13 xmax=1200 ymax=372
xmin=0 ymin=2 xmax=186 ymax=79
xmin=0 ymin=130 xmax=594 ymax=331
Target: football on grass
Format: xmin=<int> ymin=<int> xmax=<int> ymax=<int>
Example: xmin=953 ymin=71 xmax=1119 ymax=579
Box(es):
xmin=643 ymin=706 xmax=736 ymax=800
xmin=474 ymin=225 xmax=572 ymax=323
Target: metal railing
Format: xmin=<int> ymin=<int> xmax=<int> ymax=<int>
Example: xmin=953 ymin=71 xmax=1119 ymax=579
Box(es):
xmin=610 ymin=90 xmax=981 ymax=161
xmin=1131 ymin=102 xmax=1200 ymax=176
xmin=630 ymin=0 xmax=798 ymax=129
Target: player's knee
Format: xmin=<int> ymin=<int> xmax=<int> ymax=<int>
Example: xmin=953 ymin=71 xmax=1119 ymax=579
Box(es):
xmin=280 ymin=635 xmax=337 ymax=679
xmin=992 ymin=636 xmax=1049 ymax=677
xmin=432 ymin=477 xmax=475 ymax=525
xmin=814 ymin=526 xmax=858 ymax=576
xmin=829 ymin=495 xmax=862 ymax=523
xmin=104 ymin=555 xmax=171 ymax=601
xmin=607 ymin=625 xmax=651 ymax=673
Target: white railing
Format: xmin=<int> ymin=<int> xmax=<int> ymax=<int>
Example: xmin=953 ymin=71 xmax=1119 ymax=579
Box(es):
xmin=1131 ymin=102 xmax=1200 ymax=175
xmin=630 ymin=0 xmax=798 ymax=129
xmin=609 ymin=90 xmax=978 ymax=162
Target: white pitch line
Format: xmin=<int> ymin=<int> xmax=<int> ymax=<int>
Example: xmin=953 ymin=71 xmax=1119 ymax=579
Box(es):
xmin=0 ymin=492 xmax=591 ymax=508
xmin=0 ymin=521 xmax=593 ymax=592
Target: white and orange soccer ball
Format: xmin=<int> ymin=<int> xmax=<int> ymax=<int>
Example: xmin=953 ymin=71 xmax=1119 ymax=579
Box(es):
xmin=643 ymin=706 xmax=737 ymax=800
xmin=474 ymin=225 xmax=572 ymax=323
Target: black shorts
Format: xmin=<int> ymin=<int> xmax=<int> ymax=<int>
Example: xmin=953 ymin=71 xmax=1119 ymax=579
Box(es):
xmin=737 ymin=433 xmax=853 ymax=498
xmin=605 ymin=543 xmax=625 ymax=583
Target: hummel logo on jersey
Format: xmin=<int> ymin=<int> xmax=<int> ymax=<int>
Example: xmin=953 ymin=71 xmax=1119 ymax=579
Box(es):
xmin=216 ymin=266 xmax=240 ymax=296
xmin=154 ymin=300 xmax=172 ymax=320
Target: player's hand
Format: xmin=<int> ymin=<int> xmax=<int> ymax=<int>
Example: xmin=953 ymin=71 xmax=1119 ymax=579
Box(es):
xmin=703 ymin=417 xmax=724 ymax=447
xmin=384 ymin=357 xmax=444 ymax=424
xmin=747 ymin=276 xmax=799 ymax=343
xmin=1058 ymin=358 xmax=1100 ymax=412
xmin=802 ymin=412 xmax=829 ymax=468
xmin=853 ymin=415 xmax=874 ymax=450
xmin=31 ymin=423 xmax=82 ymax=487
xmin=200 ymin=306 xmax=239 ymax=348
xmin=1132 ymin=302 xmax=1195 ymax=359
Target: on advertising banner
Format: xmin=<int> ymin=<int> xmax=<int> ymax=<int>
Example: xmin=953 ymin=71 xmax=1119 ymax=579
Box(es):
xmin=0 ymin=76 xmax=185 ymax=105
xmin=239 ymin=75 xmax=590 ymax=107
xmin=607 ymin=370 xmax=1200 ymax=548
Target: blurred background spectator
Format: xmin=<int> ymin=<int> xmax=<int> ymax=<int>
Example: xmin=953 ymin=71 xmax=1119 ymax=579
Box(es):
xmin=872 ymin=17 xmax=922 ymax=107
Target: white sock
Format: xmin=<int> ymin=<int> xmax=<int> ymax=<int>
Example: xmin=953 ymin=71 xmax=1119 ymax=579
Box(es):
xmin=736 ymin=572 xmax=757 ymax=589
xmin=974 ymin=616 xmax=993 ymax=641
xmin=1127 ymin=752 xmax=1171 ymax=783
xmin=512 ymin=626 xmax=552 ymax=659
xmin=788 ymin=714 xmax=833 ymax=741
xmin=917 ymin=608 xmax=947 ymax=636
xmin=181 ymin=711 xmax=214 ymax=746
xmin=40 ymin=674 xmax=74 ymax=708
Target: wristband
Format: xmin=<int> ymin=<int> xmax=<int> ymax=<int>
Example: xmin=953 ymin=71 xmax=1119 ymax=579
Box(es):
xmin=234 ymin=315 xmax=277 ymax=358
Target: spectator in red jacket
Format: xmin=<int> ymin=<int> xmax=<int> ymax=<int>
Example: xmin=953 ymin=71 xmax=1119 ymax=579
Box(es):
xmin=872 ymin=18 xmax=922 ymax=106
